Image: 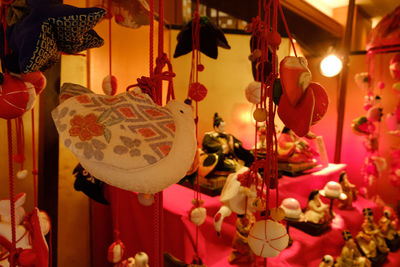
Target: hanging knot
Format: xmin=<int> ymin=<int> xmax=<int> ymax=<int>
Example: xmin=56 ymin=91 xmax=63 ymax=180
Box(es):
xmin=128 ymin=69 xmax=175 ymax=99
xmin=245 ymin=17 xmax=264 ymax=33
xmin=113 ymin=230 xmax=120 ymax=241
xmin=8 ymin=247 xmax=23 ymax=266
xmin=32 ymin=169 xmax=38 ymax=175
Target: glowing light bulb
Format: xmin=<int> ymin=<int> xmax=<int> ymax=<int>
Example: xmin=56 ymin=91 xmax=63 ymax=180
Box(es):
xmin=320 ymin=54 xmax=342 ymax=77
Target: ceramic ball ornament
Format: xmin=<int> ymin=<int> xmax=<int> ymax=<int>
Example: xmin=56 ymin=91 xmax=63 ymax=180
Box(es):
xmin=138 ymin=193 xmax=154 ymax=206
xmin=245 ymin=81 xmax=261 ymax=104
xmin=190 ymin=207 xmax=207 ymax=226
xmin=102 ymin=75 xmax=118 ymax=96
xmin=253 ymin=108 xmax=267 ymax=122
xmin=248 ymin=219 xmax=289 ymax=258
xmin=17 ymin=169 xmax=29 ymax=179
xmin=107 ymin=240 xmax=125 ymax=263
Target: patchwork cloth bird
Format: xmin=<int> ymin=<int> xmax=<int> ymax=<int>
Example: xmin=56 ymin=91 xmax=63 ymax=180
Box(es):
xmin=3 ymin=0 xmax=106 ymax=73
xmin=52 ymin=83 xmax=196 ymax=194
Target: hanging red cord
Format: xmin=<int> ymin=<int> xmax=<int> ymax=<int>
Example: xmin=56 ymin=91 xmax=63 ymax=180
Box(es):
xmin=6 ymin=119 xmax=17 ymax=266
xmin=31 ymin=110 xmax=38 ymax=207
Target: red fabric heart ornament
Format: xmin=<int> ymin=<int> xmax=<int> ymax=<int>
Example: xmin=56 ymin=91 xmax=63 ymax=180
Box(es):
xmin=278 ymin=86 xmax=315 ymax=137
xmin=279 ymin=56 xmax=311 ymax=106
xmin=309 ymin=82 xmax=329 ymax=125
xmin=0 ymin=74 xmax=36 ymax=119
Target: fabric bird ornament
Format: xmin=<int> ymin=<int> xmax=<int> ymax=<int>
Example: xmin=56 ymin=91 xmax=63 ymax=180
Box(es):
xmin=52 ymin=83 xmax=196 ymax=194
xmin=174 ymin=16 xmax=230 ymax=59
xmin=3 ymin=0 xmax=106 ymax=73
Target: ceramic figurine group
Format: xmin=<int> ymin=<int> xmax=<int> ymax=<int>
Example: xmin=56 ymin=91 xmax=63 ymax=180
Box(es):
xmin=280 ymin=179 xmax=348 ymax=236
xmin=320 ymin=207 xmax=400 ymax=267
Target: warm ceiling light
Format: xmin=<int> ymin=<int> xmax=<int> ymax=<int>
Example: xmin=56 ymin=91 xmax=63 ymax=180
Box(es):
xmin=320 ymin=54 xmax=343 ymax=77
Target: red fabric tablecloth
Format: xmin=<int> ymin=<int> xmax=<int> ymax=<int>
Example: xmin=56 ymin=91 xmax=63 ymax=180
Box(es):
xmin=91 ymin=164 xmax=400 ymax=266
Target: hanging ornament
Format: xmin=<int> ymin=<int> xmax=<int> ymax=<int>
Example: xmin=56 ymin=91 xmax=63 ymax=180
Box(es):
xmin=138 ymin=193 xmax=154 ymax=206
xmin=174 ymin=16 xmax=231 ymax=59
xmin=366 ymin=106 xmax=383 ymax=122
xmin=253 ymin=108 xmax=267 ymax=122
xmin=188 ymin=82 xmax=207 ymax=102
xmin=0 ymin=73 xmax=36 ymax=119
xmin=390 ymin=54 xmax=400 ymax=80
xmin=248 ymin=219 xmax=289 ymax=258
xmin=102 ymin=75 xmax=118 ymax=96
xmin=279 ymin=56 xmax=311 ymax=106
xmin=16 ymin=169 xmax=28 ymax=180
xmin=245 ymin=81 xmax=261 ymax=104
xmin=354 ymin=72 xmax=371 ymax=92
xmin=310 ymin=82 xmax=329 ymax=125
xmin=189 ymin=199 xmax=206 ymax=226
xmin=52 ymin=84 xmax=197 ymax=194
xmin=107 ymin=240 xmax=126 ymax=264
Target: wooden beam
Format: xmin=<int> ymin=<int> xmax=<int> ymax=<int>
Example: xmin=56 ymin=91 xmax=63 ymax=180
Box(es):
xmin=38 ymin=62 xmax=60 ymax=266
xmin=334 ymin=0 xmax=356 ymax=163
xmin=280 ymin=0 xmax=343 ymax=38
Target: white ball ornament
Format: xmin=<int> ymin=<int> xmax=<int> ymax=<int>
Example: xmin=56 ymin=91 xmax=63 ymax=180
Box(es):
xmin=17 ymin=169 xmax=28 ymax=179
xmin=245 ymin=81 xmax=262 ymax=104
xmin=248 ymin=219 xmax=289 ymax=258
xmin=102 ymin=75 xmax=118 ymax=96
xmin=190 ymin=207 xmax=207 ymax=226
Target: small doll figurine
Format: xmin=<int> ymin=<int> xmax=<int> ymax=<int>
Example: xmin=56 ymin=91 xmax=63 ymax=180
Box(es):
xmin=356 ymin=208 xmax=389 ymax=259
xmin=201 ymin=113 xmax=254 ymax=174
xmin=228 ymin=214 xmax=256 ymax=264
xmin=378 ymin=207 xmax=400 ymax=251
xmin=277 ymin=126 xmax=317 ymax=163
xmin=338 ymin=171 xmax=358 ymax=209
xmin=304 ymin=190 xmax=331 ymax=224
xmin=335 ymin=230 xmax=371 ymax=267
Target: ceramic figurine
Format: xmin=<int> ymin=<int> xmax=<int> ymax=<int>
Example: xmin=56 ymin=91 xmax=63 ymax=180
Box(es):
xmin=198 ymin=113 xmax=254 ymax=192
xmin=319 ymin=255 xmax=334 ymax=267
xmin=338 ymin=171 xmax=358 ymax=209
xmin=356 ymin=208 xmax=389 ymax=260
xmin=277 ymin=127 xmax=318 ymax=175
xmin=304 ymin=190 xmax=331 ymax=224
xmin=335 ymin=230 xmax=371 ymax=267
xmin=214 ymin=167 xmax=264 ymax=264
xmin=201 ymin=113 xmax=253 ymax=173
xmin=378 ymin=207 xmax=400 ymax=251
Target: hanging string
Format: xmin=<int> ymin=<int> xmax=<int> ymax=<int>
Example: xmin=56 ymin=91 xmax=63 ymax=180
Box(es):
xmin=277 ymin=2 xmax=297 ymax=57
xmin=7 ymin=119 xmax=17 ymax=265
xmin=2 ymin=1 xmax=17 ymax=266
xmin=149 ymin=0 xmax=154 ymax=78
xmin=108 ymin=0 xmax=113 ymax=79
xmin=14 ymin=117 xmax=25 ymax=172
xmin=31 ymin=110 xmax=38 ymax=207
